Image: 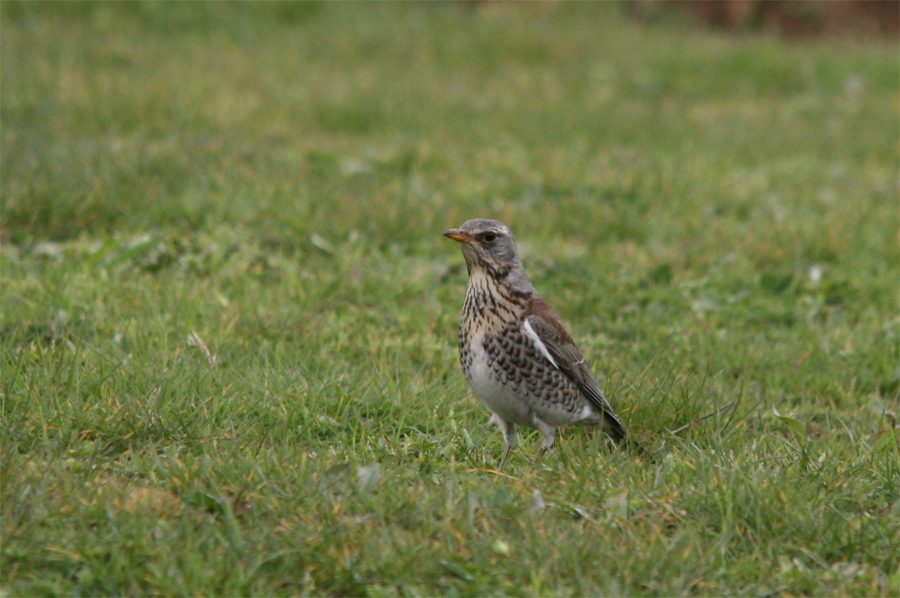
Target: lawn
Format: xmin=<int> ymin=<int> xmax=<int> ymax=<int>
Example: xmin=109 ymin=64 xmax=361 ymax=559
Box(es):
xmin=1 ymin=3 xmax=898 ymax=596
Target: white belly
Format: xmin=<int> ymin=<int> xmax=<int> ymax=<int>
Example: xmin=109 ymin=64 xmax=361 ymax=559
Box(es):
xmin=463 ymin=330 xmax=599 ymax=430
xmin=464 ymin=332 xmax=534 ymax=427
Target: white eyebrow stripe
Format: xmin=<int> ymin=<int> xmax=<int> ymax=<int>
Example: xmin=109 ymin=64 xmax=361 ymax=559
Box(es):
xmin=523 ymin=319 xmax=559 ymax=370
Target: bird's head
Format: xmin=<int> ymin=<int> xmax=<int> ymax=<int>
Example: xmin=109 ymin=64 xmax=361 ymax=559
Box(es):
xmin=444 ymin=219 xmax=532 ymax=291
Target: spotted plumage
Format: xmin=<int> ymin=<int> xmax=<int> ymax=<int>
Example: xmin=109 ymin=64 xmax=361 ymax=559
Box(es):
xmin=444 ymin=218 xmax=628 ymax=471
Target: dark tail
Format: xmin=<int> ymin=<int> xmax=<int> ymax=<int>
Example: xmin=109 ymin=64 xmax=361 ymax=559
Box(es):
xmin=603 ymin=411 xmax=628 ymax=444
xmin=604 ymin=413 xmax=652 ymax=459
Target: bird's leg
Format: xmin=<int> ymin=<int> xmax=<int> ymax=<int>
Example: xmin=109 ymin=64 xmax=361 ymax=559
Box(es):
xmin=533 ymin=416 xmax=557 ymax=458
xmin=498 ymin=444 xmax=512 ymax=472
xmin=492 ymin=415 xmax=517 ymax=472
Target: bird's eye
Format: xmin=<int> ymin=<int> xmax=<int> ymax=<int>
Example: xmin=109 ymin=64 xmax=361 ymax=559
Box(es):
xmin=483 ymin=232 xmax=497 ymax=242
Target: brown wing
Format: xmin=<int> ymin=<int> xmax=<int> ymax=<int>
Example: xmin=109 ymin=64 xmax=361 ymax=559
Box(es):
xmin=524 ymin=295 xmax=627 ymax=442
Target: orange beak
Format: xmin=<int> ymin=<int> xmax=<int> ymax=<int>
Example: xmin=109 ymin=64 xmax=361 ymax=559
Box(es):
xmin=443 ymin=229 xmax=475 ymax=243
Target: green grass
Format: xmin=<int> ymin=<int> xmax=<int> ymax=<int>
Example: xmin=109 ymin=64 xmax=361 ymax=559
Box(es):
xmin=2 ymin=3 xmax=898 ymax=596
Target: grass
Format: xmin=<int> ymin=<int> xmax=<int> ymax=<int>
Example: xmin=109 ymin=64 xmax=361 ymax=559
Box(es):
xmin=1 ymin=2 xmax=898 ymax=596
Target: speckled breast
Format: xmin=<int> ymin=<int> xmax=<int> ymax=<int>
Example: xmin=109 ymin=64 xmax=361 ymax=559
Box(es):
xmin=457 ymin=270 xmax=586 ymax=427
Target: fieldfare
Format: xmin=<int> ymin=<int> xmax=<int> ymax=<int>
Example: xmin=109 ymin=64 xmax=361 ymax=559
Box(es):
xmin=444 ymin=218 xmax=629 ymax=471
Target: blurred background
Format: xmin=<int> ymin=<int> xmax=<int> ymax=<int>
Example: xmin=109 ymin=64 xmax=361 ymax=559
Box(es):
xmin=2 ymin=4 xmax=898 ymax=595
xmin=629 ymin=1 xmax=898 ymax=38
xmin=2 ymin=1 xmax=897 ymax=247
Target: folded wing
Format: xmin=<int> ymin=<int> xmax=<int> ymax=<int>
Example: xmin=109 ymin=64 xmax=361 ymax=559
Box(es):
xmin=524 ymin=296 xmax=628 ymax=442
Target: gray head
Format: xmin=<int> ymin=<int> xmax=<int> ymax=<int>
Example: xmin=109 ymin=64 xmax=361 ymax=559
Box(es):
xmin=443 ymin=219 xmax=534 ymax=293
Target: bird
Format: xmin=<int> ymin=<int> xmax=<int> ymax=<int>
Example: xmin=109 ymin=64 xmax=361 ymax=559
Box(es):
xmin=444 ymin=218 xmax=629 ymax=471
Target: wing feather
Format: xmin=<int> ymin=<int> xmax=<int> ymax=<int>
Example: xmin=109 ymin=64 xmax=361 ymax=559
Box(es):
xmin=524 ymin=299 xmax=627 ymax=442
